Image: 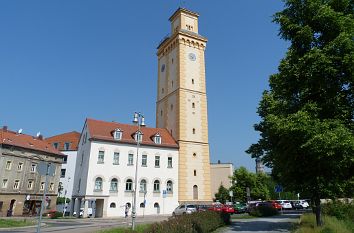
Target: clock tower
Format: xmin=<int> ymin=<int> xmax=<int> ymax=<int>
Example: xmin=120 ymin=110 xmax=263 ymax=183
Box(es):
xmin=156 ymin=8 xmax=211 ymax=203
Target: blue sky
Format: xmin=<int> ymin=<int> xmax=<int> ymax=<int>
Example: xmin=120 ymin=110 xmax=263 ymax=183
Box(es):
xmin=0 ymin=1 xmax=288 ymax=172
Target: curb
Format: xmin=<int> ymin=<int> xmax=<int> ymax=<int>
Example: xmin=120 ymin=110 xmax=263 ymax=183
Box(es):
xmin=0 ymin=223 xmax=46 ymax=231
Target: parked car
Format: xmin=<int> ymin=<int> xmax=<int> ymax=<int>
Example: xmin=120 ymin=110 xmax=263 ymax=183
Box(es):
xmin=73 ymin=208 xmax=84 ymax=217
xmin=278 ymin=200 xmax=292 ymax=209
xmin=208 ymin=203 xmax=224 ymax=212
xmin=267 ymin=201 xmax=282 ymax=210
xmin=299 ymin=200 xmax=309 ymax=209
xmin=196 ymin=205 xmax=211 ymax=212
xmin=291 ymin=201 xmax=303 ymax=209
xmin=233 ymin=202 xmax=247 ymax=213
xmin=223 ymin=205 xmax=235 ymax=214
xmin=172 ymin=204 xmax=197 ymax=216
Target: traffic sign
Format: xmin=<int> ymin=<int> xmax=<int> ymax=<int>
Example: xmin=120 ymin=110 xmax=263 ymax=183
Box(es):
xmin=274 ymin=185 xmax=283 ymax=193
xmin=162 ymin=190 xmax=167 ymax=198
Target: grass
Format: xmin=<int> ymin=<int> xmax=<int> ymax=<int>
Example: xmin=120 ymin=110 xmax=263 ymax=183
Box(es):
xmin=0 ymin=219 xmax=36 ymax=228
xmin=98 ymin=224 xmax=150 ymax=233
xmin=294 ymin=213 xmax=353 ymax=233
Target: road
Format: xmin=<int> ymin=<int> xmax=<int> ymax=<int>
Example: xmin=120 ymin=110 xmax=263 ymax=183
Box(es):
xmin=0 ymin=215 xmax=169 ymax=233
xmin=224 ymin=212 xmax=301 ymax=233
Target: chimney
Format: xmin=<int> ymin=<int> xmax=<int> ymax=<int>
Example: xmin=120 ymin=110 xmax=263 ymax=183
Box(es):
xmin=38 ymin=135 xmax=43 ymax=140
xmin=2 ymin=126 xmax=8 ymax=132
xmin=218 ymin=160 xmax=221 ymax=164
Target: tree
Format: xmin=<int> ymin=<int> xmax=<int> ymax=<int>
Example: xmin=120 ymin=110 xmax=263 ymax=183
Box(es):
xmin=247 ymin=0 xmax=354 ymax=226
xmin=214 ymin=184 xmax=230 ymax=204
xmin=229 ymin=167 xmax=271 ymax=202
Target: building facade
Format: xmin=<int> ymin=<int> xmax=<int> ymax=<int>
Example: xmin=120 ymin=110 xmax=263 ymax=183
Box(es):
xmin=46 ymin=131 xmax=80 ymax=199
xmin=210 ymin=162 xmax=234 ymax=198
xmin=156 ymin=8 xmax=212 ymax=203
xmin=0 ymin=126 xmax=65 ymax=217
xmin=72 ymin=119 xmax=179 ymax=218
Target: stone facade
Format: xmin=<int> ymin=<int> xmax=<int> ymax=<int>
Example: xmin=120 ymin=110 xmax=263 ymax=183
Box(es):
xmin=210 ymin=162 xmax=234 ymax=198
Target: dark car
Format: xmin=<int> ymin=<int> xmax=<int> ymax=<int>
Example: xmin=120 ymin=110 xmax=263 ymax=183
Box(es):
xmin=197 ymin=205 xmax=211 ymax=212
xmin=233 ymin=202 xmax=247 ymax=214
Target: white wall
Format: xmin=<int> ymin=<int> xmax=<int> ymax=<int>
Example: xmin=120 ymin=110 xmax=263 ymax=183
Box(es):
xmin=59 ymin=151 xmax=77 ymax=198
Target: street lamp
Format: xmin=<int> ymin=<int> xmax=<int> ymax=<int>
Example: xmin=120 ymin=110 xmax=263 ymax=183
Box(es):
xmin=131 ymin=112 xmax=145 ymax=230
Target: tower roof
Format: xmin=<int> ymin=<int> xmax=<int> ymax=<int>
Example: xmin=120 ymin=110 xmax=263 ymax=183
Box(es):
xmin=169 ymin=7 xmax=199 ymax=22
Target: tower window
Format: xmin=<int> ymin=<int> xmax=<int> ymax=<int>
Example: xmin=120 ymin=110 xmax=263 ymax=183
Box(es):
xmin=193 ymin=153 xmax=196 ymax=157
xmin=193 ymin=128 xmax=196 ymax=134
xmin=171 ymin=81 xmax=174 ymax=88
xmin=172 ymin=58 xmax=174 ymax=64
xmin=170 ymin=104 xmax=173 ymax=111
xmin=192 ymin=103 xmax=195 ymax=108
xmin=194 ymin=170 xmax=197 ymax=176
xmin=162 ymin=88 xmax=164 ymax=94
xmin=192 ymin=79 xmax=194 ymax=84
xmin=160 ymin=110 xmax=163 ymax=116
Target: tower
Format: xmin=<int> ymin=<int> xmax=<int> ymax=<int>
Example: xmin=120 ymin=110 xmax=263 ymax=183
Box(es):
xmin=156 ymin=8 xmax=211 ymax=203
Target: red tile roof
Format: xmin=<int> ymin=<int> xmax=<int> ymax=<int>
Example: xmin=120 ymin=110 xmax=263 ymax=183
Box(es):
xmin=46 ymin=131 xmax=80 ymax=151
xmin=86 ymin=118 xmax=178 ymax=149
xmin=0 ymin=127 xmax=64 ymax=157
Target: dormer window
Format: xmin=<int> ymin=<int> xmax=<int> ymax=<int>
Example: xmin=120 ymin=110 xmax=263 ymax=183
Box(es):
xmin=113 ymin=129 xmax=123 ymax=140
xmin=153 ymin=133 xmax=162 ymax=144
xmin=134 ymin=131 xmax=143 ymax=143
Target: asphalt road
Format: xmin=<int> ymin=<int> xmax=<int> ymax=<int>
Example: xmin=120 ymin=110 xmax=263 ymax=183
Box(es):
xmin=224 ymin=212 xmax=301 ymax=233
xmin=0 ymin=215 xmax=169 ymax=233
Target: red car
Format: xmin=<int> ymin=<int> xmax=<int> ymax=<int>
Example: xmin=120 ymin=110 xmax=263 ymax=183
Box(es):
xmin=208 ymin=204 xmax=224 ymax=212
xmin=222 ymin=205 xmax=235 ymax=214
xmin=267 ymin=201 xmax=282 ymax=210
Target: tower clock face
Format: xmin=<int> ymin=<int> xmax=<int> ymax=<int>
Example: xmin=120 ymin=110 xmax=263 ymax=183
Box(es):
xmin=189 ymin=53 xmax=196 ymax=61
xmin=161 ymin=64 xmax=165 ymax=72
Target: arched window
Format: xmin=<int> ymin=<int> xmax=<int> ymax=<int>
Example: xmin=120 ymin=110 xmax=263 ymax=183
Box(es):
xmin=140 ymin=179 xmax=147 ymax=192
xmin=140 ymin=203 xmax=145 ymax=208
xmin=193 ymin=128 xmax=196 ymax=134
xmin=94 ymin=177 xmax=103 ymax=191
xmin=153 ymin=180 xmax=160 ymax=192
xmin=126 ymin=179 xmax=133 ymax=191
xmin=193 ymin=185 xmax=198 ymax=200
xmin=110 ymin=178 xmax=118 ymax=192
xmin=192 ymin=102 xmax=195 ymax=108
xmin=126 ymin=202 xmax=131 ymax=208
xmin=154 ymin=202 xmax=160 ymax=208
xmin=110 ymin=202 xmax=116 ymax=208
xmin=166 ymin=180 xmax=173 ymax=192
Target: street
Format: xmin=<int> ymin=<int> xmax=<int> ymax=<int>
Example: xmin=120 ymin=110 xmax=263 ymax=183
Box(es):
xmin=224 ymin=212 xmax=301 ymax=233
xmin=0 ymin=215 xmax=169 ymax=233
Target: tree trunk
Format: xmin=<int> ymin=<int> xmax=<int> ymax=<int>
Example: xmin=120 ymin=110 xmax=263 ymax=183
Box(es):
xmin=314 ymin=196 xmax=322 ymax=226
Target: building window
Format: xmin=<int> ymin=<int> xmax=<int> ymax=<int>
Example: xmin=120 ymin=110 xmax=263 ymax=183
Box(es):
xmin=113 ymin=129 xmax=122 ymax=140
xmin=154 ymin=135 xmax=161 ymax=144
xmin=140 ymin=203 xmax=145 ymax=208
xmin=167 ymin=180 xmax=173 ymax=192
xmin=193 ymin=185 xmax=198 ymax=200
xmin=80 ymin=152 xmax=84 ymax=166
xmin=110 ymin=178 xmax=118 ymax=192
xmin=171 ymin=81 xmax=174 ymax=88
xmin=153 ymin=180 xmax=160 ymax=192
xmin=49 ymin=183 xmax=54 ymax=191
xmin=110 ymin=202 xmax=116 ymax=208
xmin=155 ymin=156 xmax=160 ymax=167
xmin=192 ymin=103 xmax=195 ymax=108
xmin=95 ymin=177 xmax=103 ymax=191
xmin=53 ymin=142 xmax=59 ymax=149
xmin=98 ymin=151 xmax=104 ymax=163
xmin=126 ymin=179 xmax=133 ymax=191
xmin=17 ymin=162 xmax=23 ymax=171
xmin=64 ymin=142 xmax=70 ymax=150
xmin=193 ymin=128 xmax=196 ymax=134
xmin=60 ymin=169 xmax=66 ymax=178
xmin=170 ymin=104 xmax=173 ymax=111
xmin=134 ymin=132 xmax=143 ymax=143
xmin=193 ymin=153 xmax=197 ymax=157
xmin=113 ymin=152 xmax=119 ymax=165
xmin=167 ymin=157 xmax=172 ymax=168
xmin=63 ymin=156 xmax=67 ymax=164
xmin=194 ymin=170 xmax=197 ymax=176
xmin=13 ymin=180 xmax=20 ymax=189
xmin=2 ymin=179 xmax=8 ymax=188
xmin=27 ymin=180 xmax=33 ymax=190
xmin=5 ymin=161 xmax=12 ymax=170
xmin=160 ymin=110 xmax=163 ymax=116
xmin=142 ymin=155 xmax=147 ymax=166
xmin=128 ymin=154 xmax=134 ymax=165
xmin=161 ymin=88 xmax=164 ymax=94
xmin=40 ymin=182 xmax=45 ymax=190
xmin=192 ymin=79 xmax=194 ymax=84
xmin=31 ymin=164 xmax=36 ymax=172
xmin=140 ymin=179 xmax=147 ymax=192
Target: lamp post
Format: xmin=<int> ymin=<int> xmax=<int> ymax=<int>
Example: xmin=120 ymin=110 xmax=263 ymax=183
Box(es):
xmin=131 ymin=112 xmax=145 ymax=230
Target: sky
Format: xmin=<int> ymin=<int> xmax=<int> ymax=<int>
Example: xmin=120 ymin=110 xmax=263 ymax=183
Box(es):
xmin=0 ymin=1 xmax=288 ymax=172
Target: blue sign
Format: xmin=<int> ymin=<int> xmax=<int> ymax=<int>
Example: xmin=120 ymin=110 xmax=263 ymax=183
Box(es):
xmin=162 ymin=190 xmax=167 ymax=198
xmin=274 ymin=185 xmax=283 ymax=193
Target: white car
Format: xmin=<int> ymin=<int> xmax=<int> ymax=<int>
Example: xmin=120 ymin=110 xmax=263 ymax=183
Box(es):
xmin=299 ymin=200 xmax=309 ymax=209
xmin=172 ymin=204 xmax=197 ymax=216
xmin=279 ymin=200 xmax=292 ymax=209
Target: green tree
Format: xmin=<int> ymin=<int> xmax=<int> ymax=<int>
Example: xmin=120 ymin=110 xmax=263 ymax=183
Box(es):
xmin=247 ymin=0 xmax=354 ymax=226
xmin=214 ymin=185 xmax=230 ymax=204
xmin=229 ymin=167 xmax=271 ymax=202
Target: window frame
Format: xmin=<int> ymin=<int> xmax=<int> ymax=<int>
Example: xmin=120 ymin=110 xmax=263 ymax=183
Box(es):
xmin=128 ymin=154 xmax=134 ymax=165
xmin=94 ymin=177 xmax=103 ymax=191
xmin=141 ymin=155 xmax=147 ymax=167
xmin=167 ymin=157 xmax=172 ymax=168
xmin=155 ymin=156 xmax=160 ymax=168
xmin=153 ymin=180 xmax=160 ymax=192
xmin=125 ymin=179 xmax=133 ymax=191
xmin=110 ymin=178 xmax=118 ymax=192
xmin=98 ymin=150 xmax=105 ymax=164
xmin=113 ymin=152 xmax=120 ymax=165
xmin=13 ymin=180 xmax=20 ymax=189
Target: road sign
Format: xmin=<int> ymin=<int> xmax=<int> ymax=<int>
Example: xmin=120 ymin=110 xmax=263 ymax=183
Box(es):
xmin=37 ymin=162 xmax=56 ymax=177
xmin=274 ymin=185 xmax=283 ymax=193
xmin=162 ymin=190 xmax=167 ymax=198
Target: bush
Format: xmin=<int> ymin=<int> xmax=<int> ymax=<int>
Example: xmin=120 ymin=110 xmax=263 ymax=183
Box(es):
xmin=144 ymin=211 xmax=229 ymax=233
xmin=249 ymin=205 xmax=278 ymax=217
xmin=48 ymin=210 xmax=63 ymax=219
xmin=322 ymin=201 xmax=354 ymax=221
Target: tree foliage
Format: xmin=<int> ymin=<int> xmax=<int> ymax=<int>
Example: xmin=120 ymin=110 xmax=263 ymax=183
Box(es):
xmin=247 ymin=0 xmax=354 ymax=226
xmin=214 ymin=184 xmax=230 ymax=204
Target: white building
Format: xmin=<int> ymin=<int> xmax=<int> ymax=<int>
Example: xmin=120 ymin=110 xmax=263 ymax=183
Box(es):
xmin=72 ymin=118 xmax=179 ymax=218
xmin=46 ymin=131 xmax=80 ymax=199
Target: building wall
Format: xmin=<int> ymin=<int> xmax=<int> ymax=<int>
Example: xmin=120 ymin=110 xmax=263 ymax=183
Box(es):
xmin=59 ymin=150 xmax=77 ymax=198
xmin=210 ymin=163 xmax=234 ymax=198
xmin=0 ymin=146 xmax=62 ymax=216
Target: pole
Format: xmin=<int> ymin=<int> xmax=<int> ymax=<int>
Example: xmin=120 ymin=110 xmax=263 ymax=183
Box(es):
xmin=131 ymin=119 xmax=141 ymax=230
xmin=36 ymin=163 xmax=50 ymax=233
